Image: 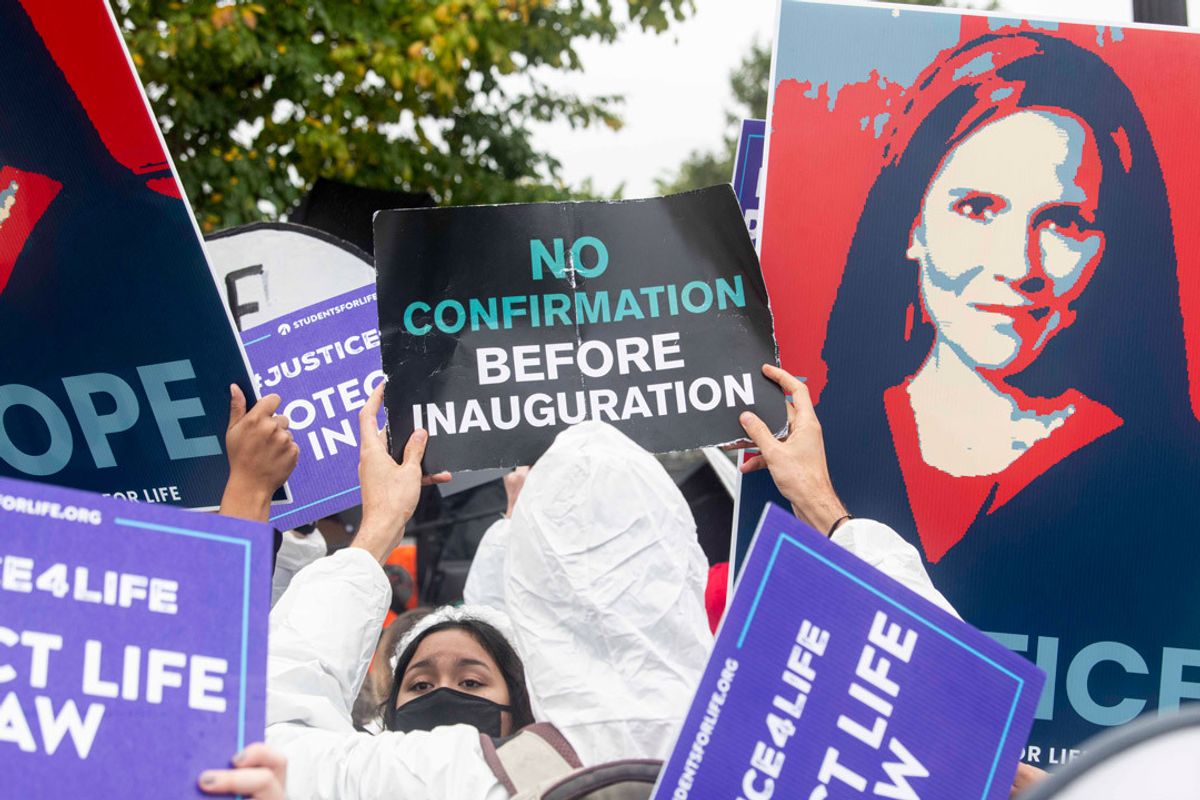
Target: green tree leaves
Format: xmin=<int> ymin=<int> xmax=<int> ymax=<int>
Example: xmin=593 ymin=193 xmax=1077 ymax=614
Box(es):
xmin=117 ymin=0 xmax=691 ymax=230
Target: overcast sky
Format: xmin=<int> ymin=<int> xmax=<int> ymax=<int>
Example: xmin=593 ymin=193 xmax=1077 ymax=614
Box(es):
xmin=529 ymin=0 xmax=1197 ymax=198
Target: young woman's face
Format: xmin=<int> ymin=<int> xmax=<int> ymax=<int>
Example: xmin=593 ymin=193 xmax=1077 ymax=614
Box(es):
xmin=396 ymin=628 xmax=513 ymax=733
xmin=908 ymin=109 xmax=1105 ymax=374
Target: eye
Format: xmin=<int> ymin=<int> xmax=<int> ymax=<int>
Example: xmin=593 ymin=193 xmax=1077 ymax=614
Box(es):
xmin=953 ymin=192 xmax=1007 ymax=223
xmin=1034 ymin=204 xmax=1098 ymax=242
xmin=408 ymin=680 xmax=433 ymax=693
xmin=460 ymin=679 xmax=485 ymax=689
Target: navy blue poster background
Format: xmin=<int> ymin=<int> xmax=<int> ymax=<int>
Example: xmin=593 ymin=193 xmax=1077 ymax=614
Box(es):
xmin=748 ymin=1 xmax=1200 ymax=761
xmin=0 ymin=2 xmax=255 ymax=508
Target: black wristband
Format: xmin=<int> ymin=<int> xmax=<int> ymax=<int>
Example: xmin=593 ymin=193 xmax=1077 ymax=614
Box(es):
xmin=827 ymin=513 xmax=853 ymax=538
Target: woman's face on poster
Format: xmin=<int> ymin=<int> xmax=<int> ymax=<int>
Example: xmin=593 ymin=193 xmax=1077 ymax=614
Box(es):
xmin=907 ymin=109 xmax=1106 ymax=373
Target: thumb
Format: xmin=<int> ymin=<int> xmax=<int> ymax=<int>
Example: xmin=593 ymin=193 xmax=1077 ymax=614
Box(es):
xmin=401 ymin=428 xmax=429 ymax=468
xmin=359 ymin=383 xmax=386 ymax=455
xmin=227 ymin=384 xmax=247 ymax=431
xmin=739 ymin=410 xmax=778 ymax=453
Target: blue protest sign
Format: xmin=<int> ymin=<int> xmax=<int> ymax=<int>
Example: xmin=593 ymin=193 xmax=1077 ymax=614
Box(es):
xmin=240 ymin=284 xmax=383 ymax=526
xmin=727 ymin=118 xmax=769 ymax=591
xmin=0 ymin=476 xmax=271 ymax=798
xmin=732 ymin=118 xmax=766 ymax=246
xmin=0 ymin=3 xmax=260 ymax=510
xmin=657 ymin=504 xmax=1044 ymax=800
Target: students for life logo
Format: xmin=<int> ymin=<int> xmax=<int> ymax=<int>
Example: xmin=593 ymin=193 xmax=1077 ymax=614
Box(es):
xmin=277 ymin=322 xmax=292 ymax=336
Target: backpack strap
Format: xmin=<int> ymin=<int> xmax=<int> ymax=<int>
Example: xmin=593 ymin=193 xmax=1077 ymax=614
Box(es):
xmin=481 ymin=723 xmax=584 ymax=796
xmin=540 ymin=759 xmax=663 ymax=800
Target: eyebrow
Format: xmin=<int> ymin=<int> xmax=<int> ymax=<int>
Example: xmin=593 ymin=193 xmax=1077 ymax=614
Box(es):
xmin=407 ymin=657 xmax=494 ymax=673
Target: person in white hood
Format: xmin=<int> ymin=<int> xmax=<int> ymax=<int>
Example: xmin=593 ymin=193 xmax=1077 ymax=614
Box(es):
xmin=264 ymin=368 xmax=957 ymax=800
xmin=502 ymin=419 xmax=713 ymax=766
xmin=462 ymin=467 xmax=527 ymax=611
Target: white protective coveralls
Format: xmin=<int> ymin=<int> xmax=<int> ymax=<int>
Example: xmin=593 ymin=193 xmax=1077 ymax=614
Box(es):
xmin=267 ymin=548 xmax=508 ymax=800
xmin=270 ymin=528 xmax=327 ymax=607
xmin=463 ymin=517 xmax=511 ymax=611
xmin=266 ymin=421 xmax=956 ymax=799
xmin=502 ymin=422 xmax=713 ymax=766
xmin=502 ymin=422 xmax=958 ymax=768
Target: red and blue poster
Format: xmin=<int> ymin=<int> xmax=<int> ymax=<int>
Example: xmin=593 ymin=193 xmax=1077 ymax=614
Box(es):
xmin=0 ymin=1 xmax=256 ymax=508
xmin=755 ymin=0 xmax=1200 ymax=762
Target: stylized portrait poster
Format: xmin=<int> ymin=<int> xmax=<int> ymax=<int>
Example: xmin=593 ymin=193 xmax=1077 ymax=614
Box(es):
xmin=0 ymin=1 xmax=257 ymax=508
xmin=758 ymin=1 xmax=1200 ymax=758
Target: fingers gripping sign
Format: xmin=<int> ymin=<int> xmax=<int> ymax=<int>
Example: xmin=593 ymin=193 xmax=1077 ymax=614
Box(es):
xmin=198 ymin=742 xmax=287 ymax=800
xmin=738 ymin=364 xmax=849 ymax=535
xmin=218 ymin=385 xmax=300 ymax=522
xmin=353 ymin=382 xmax=452 ymax=563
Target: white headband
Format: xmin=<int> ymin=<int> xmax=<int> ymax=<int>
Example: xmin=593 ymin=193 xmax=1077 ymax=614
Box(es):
xmin=390 ymin=604 xmax=518 ymax=672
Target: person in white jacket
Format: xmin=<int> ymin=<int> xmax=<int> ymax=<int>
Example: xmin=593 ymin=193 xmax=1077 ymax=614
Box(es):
xmin=263 ymin=369 xmax=960 ymax=800
xmin=462 ymin=467 xmax=527 ymax=611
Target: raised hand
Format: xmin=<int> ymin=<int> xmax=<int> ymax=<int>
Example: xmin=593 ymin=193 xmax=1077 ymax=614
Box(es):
xmin=218 ymin=385 xmax=299 ymax=522
xmin=503 ymin=466 xmax=530 ymax=518
xmin=739 ymin=364 xmax=849 ymax=535
xmin=352 ymin=382 xmax=450 ymax=563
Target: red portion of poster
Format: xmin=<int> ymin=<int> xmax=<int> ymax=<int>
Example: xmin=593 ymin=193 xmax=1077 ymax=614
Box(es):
xmin=0 ymin=167 xmax=60 ymax=294
xmin=18 ymin=0 xmax=180 ymax=198
xmin=763 ymin=16 xmax=1200 ymax=420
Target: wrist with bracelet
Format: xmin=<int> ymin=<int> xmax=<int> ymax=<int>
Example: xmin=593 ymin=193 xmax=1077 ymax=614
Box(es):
xmin=827 ymin=513 xmax=853 ymax=538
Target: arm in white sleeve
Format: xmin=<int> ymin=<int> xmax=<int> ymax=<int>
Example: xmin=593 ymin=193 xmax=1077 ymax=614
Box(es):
xmin=267 ymin=547 xmax=507 ymax=800
xmin=270 ymin=529 xmax=327 ymax=608
xmin=830 ymin=518 xmax=960 ymax=618
xmin=463 ymin=518 xmax=510 ymax=610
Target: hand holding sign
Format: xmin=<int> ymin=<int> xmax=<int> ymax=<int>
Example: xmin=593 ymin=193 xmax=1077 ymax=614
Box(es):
xmin=219 ymin=386 xmax=299 ymax=522
xmin=198 ymin=743 xmax=287 ymax=799
xmin=739 ymin=365 xmax=848 ymax=535
xmin=653 ymin=505 xmax=1045 ymax=800
xmin=352 ymin=383 xmax=450 ymax=563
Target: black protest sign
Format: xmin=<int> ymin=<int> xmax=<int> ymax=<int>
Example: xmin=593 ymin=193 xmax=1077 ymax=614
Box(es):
xmin=375 ymin=186 xmax=786 ymax=471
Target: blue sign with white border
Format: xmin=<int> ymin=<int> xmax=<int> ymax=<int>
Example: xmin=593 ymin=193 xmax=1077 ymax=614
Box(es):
xmin=656 ymin=503 xmax=1043 ymax=800
xmin=733 ymin=118 xmax=766 ymax=247
xmin=0 ymin=475 xmax=271 ymax=798
xmin=240 ymin=283 xmax=383 ymax=526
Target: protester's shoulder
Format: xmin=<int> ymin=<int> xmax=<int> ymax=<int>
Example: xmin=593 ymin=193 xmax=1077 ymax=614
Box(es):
xmin=830 ymin=517 xmax=917 ymax=556
xmin=268 ymin=723 xmax=507 ymax=800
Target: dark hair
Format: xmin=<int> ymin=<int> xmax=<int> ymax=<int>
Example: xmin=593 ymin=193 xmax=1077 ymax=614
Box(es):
xmin=822 ymin=31 xmax=1194 ymax=440
xmin=381 ymin=619 xmax=535 ymax=732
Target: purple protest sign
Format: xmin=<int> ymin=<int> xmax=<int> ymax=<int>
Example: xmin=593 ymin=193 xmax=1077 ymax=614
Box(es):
xmin=0 ymin=476 xmax=270 ymax=798
xmin=656 ymin=504 xmax=1044 ymax=800
xmin=240 ymin=284 xmax=383 ymax=526
xmin=733 ymin=118 xmax=766 ymax=246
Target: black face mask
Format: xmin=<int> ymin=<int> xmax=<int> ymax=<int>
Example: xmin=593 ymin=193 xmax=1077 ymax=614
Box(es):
xmin=388 ymin=687 xmax=512 ymax=737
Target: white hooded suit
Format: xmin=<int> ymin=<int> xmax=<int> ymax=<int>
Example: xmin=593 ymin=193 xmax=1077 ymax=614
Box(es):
xmin=265 ymin=422 xmax=955 ymax=799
